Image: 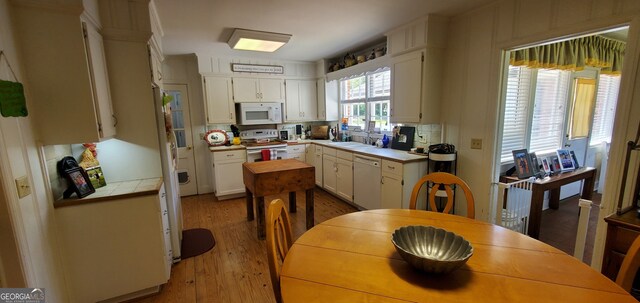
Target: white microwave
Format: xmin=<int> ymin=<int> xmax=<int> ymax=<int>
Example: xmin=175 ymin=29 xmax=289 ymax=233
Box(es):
xmin=236 ymin=102 xmax=283 ymax=125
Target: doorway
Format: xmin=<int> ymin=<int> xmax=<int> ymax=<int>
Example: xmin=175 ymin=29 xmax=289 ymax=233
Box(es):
xmin=164 ymin=84 xmax=198 ymax=196
xmin=495 ymin=26 xmax=627 ymax=256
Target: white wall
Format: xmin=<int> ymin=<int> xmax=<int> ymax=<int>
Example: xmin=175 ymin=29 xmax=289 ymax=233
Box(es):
xmin=0 ymin=1 xmax=68 ymax=300
xmin=441 ymin=0 xmax=640 ymax=270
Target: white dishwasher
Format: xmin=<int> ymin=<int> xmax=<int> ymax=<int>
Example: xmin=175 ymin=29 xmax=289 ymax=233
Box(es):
xmin=353 ymin=155 xmax=381 ymax=210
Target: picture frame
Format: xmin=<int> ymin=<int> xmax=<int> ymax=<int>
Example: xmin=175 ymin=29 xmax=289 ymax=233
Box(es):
xmin=549 ymin=155 xmax=561 ymax=172
xmin=569 ymin=150 xmax=580 ymax=169
xmin=529 ymin=152 xmax=540 ymax=175
xmin=512 ymin=149 xmax=534 ymax=179
xmin=541 ymin=157 xmax=551 ymax=173
xmin=556 ymin=149 xmax=575 ymax=171
xmin=85 ymin=166 xmax=107 ymax=189
xmin=63 ymin=167 xmax=95 ymax=198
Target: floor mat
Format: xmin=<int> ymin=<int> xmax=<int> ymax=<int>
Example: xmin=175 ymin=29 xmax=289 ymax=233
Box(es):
xmin=181 ymin=228 xmax=215 ymax=259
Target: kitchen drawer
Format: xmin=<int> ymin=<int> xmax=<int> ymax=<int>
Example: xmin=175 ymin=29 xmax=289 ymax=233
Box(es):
xmin=315 ymin=145 xmax=323 ymax=154
xmin=287 ymin=145 xmax=305 ymax=154
xmin=212 ymin=150 xmax=246 ymax=162
xmin=337 ymin=150 xmax=352 ymax=161
xmin=323 ymin=147 xmax=337 ymax=157
xmin=382 ymin=160 xmax=403 ymax=176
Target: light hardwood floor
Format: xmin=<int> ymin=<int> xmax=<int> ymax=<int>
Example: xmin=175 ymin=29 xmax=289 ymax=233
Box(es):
xmin=133 ymin=188 xmax=599 ymax=303
xmin=133 ymin=188 xmax=357 ymax=303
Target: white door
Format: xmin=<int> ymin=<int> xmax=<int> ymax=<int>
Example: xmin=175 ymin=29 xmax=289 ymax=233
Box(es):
xmin=561 ymin=69 xmax=598 ymax=198
xmin=165 ymin=84 xmax=198 ymax=196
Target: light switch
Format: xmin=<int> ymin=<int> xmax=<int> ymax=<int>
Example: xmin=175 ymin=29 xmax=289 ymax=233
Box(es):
xmin=15 ymin=176 xmax=31 ymax=198
xmin=470 ymin=138 xmax=483 ymax=150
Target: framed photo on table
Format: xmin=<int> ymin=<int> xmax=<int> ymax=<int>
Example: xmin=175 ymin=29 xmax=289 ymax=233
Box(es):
xmin=512 ymin=149 xmax=534 ymax=179
xmin=541 ymin=157 xmax=551 ymax=173
xmin=63 ymin=167 xmax=95 ymax=198
xmin=549 ymin=155 xmax=561 ymax=172
xmin=556 ymin=149 xmax=575 ymax=171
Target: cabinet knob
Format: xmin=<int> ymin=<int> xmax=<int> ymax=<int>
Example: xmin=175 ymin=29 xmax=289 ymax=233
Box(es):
xmin=187 ymin=146 xmax=192 ymax=150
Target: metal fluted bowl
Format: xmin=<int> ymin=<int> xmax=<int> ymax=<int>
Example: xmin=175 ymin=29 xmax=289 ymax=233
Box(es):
xmin=391 ymin=225 xmax=473 ymax=274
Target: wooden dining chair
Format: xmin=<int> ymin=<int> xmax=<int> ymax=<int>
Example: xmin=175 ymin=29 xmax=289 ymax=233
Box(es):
xmin=266 ymin=199 xmax=293 ymax=303
xmin=616 ymin=235 xmax=640 ymax=293
xmin=409 ymin=172 xmax=475 ymax=219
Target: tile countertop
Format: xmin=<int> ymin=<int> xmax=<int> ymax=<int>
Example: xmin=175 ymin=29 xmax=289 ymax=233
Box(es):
xmin=54 ymin=177 xmax=164 ymax=208
xmin=209 ymin=145 xmax=246 ymax=152
xmin=293 ymin=140 xmax=429 ymax=163
xmin=207 ymin=140 xmax=428 ymax=162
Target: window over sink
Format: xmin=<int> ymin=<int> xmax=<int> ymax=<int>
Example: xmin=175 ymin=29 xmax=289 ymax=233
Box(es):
xmin=340 ymin=68 xmax=391 ymax=131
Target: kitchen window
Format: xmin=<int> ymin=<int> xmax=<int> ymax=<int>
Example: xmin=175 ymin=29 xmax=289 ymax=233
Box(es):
xmin=340 ymin=68 xmax=391 ymax=131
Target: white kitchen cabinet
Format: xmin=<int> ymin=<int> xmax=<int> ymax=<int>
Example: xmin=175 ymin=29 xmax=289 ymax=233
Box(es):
xmin=314 ymin=145 xmax=323 ymax=186
xmin=305 ymin=144 xmax=314 ymax=167
xmin=336 ymin=150 xmax=354 ymax=202
xmin=285 ymin=79 xmax=318 ymax=121
xmin=380 ymin=159 xmax=428 ymax=209
xmin=317 ymin=78 xmax=339 ymax=121
xmin=391 ymin=50 xmax=423 ymax=123
xmin=149 ymin=43 xmax=163 ymax=87
xmin=286 ymin=144 xmax=306 ymax=162
xmin=204 ymin=76 xmax=235 ymax=124
xmin=323 ymin=148 xmax=353 ymax=202
xmin=55 ymin=183 xmax=170 ymax=302
xmin=381 ymin=161 xmax=404 ymax=209
xmin=232 ymin=77 xmax=284 ymax=102
xmin=212 ymin=150 xmax=246 ymax=197
xmin=323 ymin=147 xmax=338 ymax=193
xmin=386 ymin=15 xmax=448 ymax=57
xmin=12 ymin=5 xmax=116 ymax=144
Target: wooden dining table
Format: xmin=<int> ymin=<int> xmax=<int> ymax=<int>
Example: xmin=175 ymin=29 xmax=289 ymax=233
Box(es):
xmin=280 ymin=209 xmax=637 ymax=303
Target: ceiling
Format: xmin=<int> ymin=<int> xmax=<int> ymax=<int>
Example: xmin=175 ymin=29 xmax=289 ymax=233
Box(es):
xmin=154 ymin=0 xmax=496 ymax=62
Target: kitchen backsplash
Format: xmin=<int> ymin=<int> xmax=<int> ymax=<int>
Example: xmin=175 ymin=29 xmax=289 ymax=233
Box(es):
xmin=43 ymin=144 xmax=73 ymax=200
xmin=204 ymin=122 xmax=442 ymax=148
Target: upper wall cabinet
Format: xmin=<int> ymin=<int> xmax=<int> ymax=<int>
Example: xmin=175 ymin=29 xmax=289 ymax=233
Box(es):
xmin=387 ymin=15 xmax=447 ymax=124
xmin=317 ymin=78 xmax=339 ymax=121
xmin=391 ymin=50 xmax=423 ymax=123
xmin=232 ymin=77 xmax=284 ymax=103
xmin=386 ymin=15 xmax=448 ymax=57
xmin=204 ymin=76 xmax=235 ymax=124
xmin=12 ymin=3 xmax=116 ymax=145
xmin=285 ymin=79 xmax=317 ymax=122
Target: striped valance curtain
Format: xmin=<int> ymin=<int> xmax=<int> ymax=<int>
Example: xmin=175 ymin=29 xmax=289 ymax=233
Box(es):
xmin=509 ymin=36 xmax=625 ymax=75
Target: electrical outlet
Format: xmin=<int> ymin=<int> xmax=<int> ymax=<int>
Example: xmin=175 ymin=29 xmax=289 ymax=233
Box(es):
xmin=470 ymin=138 xmax=483 ymax=150
xmin=15 ymin=176 xmax=31 ymax=198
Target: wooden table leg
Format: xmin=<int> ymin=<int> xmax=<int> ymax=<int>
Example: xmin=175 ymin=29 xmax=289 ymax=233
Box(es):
xmin=289 ymin=191 xmax=297 ymax=213
xmin=549 ymin=188 xmax=560 ymax=209
xmin=306 ymin=188 xmax=314 ymax=230
xmin=246 ymin=187 xmax=254 ymax=221
xmin=528 ymin=186 xmax=545 ymax=239
xmin=256 ymin=196 xmax=265 ymax=239
xmin=581 ymin=174 xmax=595 ymax=200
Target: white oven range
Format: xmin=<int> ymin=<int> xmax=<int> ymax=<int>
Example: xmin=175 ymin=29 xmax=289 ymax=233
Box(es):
xmin=240 ymin=129 xmax=288 ymax=162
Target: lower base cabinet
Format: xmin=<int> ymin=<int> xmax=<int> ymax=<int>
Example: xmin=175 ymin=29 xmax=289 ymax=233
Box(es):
xmin=212 ymin=150 xmax=246 ymax=198
xmin=55 ymin=184 xmax=170 ymax=302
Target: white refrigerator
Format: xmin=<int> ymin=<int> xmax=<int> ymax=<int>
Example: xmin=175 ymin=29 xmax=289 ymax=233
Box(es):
xmin=153 ymin=85 xmax=183 ymax=262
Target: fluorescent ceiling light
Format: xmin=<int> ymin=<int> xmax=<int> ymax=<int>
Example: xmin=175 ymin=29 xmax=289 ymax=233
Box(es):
xmin=228 ymin=28 xmax=291 ymax=52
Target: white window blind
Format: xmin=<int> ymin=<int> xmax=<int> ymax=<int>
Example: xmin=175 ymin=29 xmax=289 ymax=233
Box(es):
xmin=529 ymin=69 xmax=570 ymax=154
xmin=500 ymin=66 xmax=533 ymax=162
xmin=590 ymin=74 xmax=620 ymax=145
